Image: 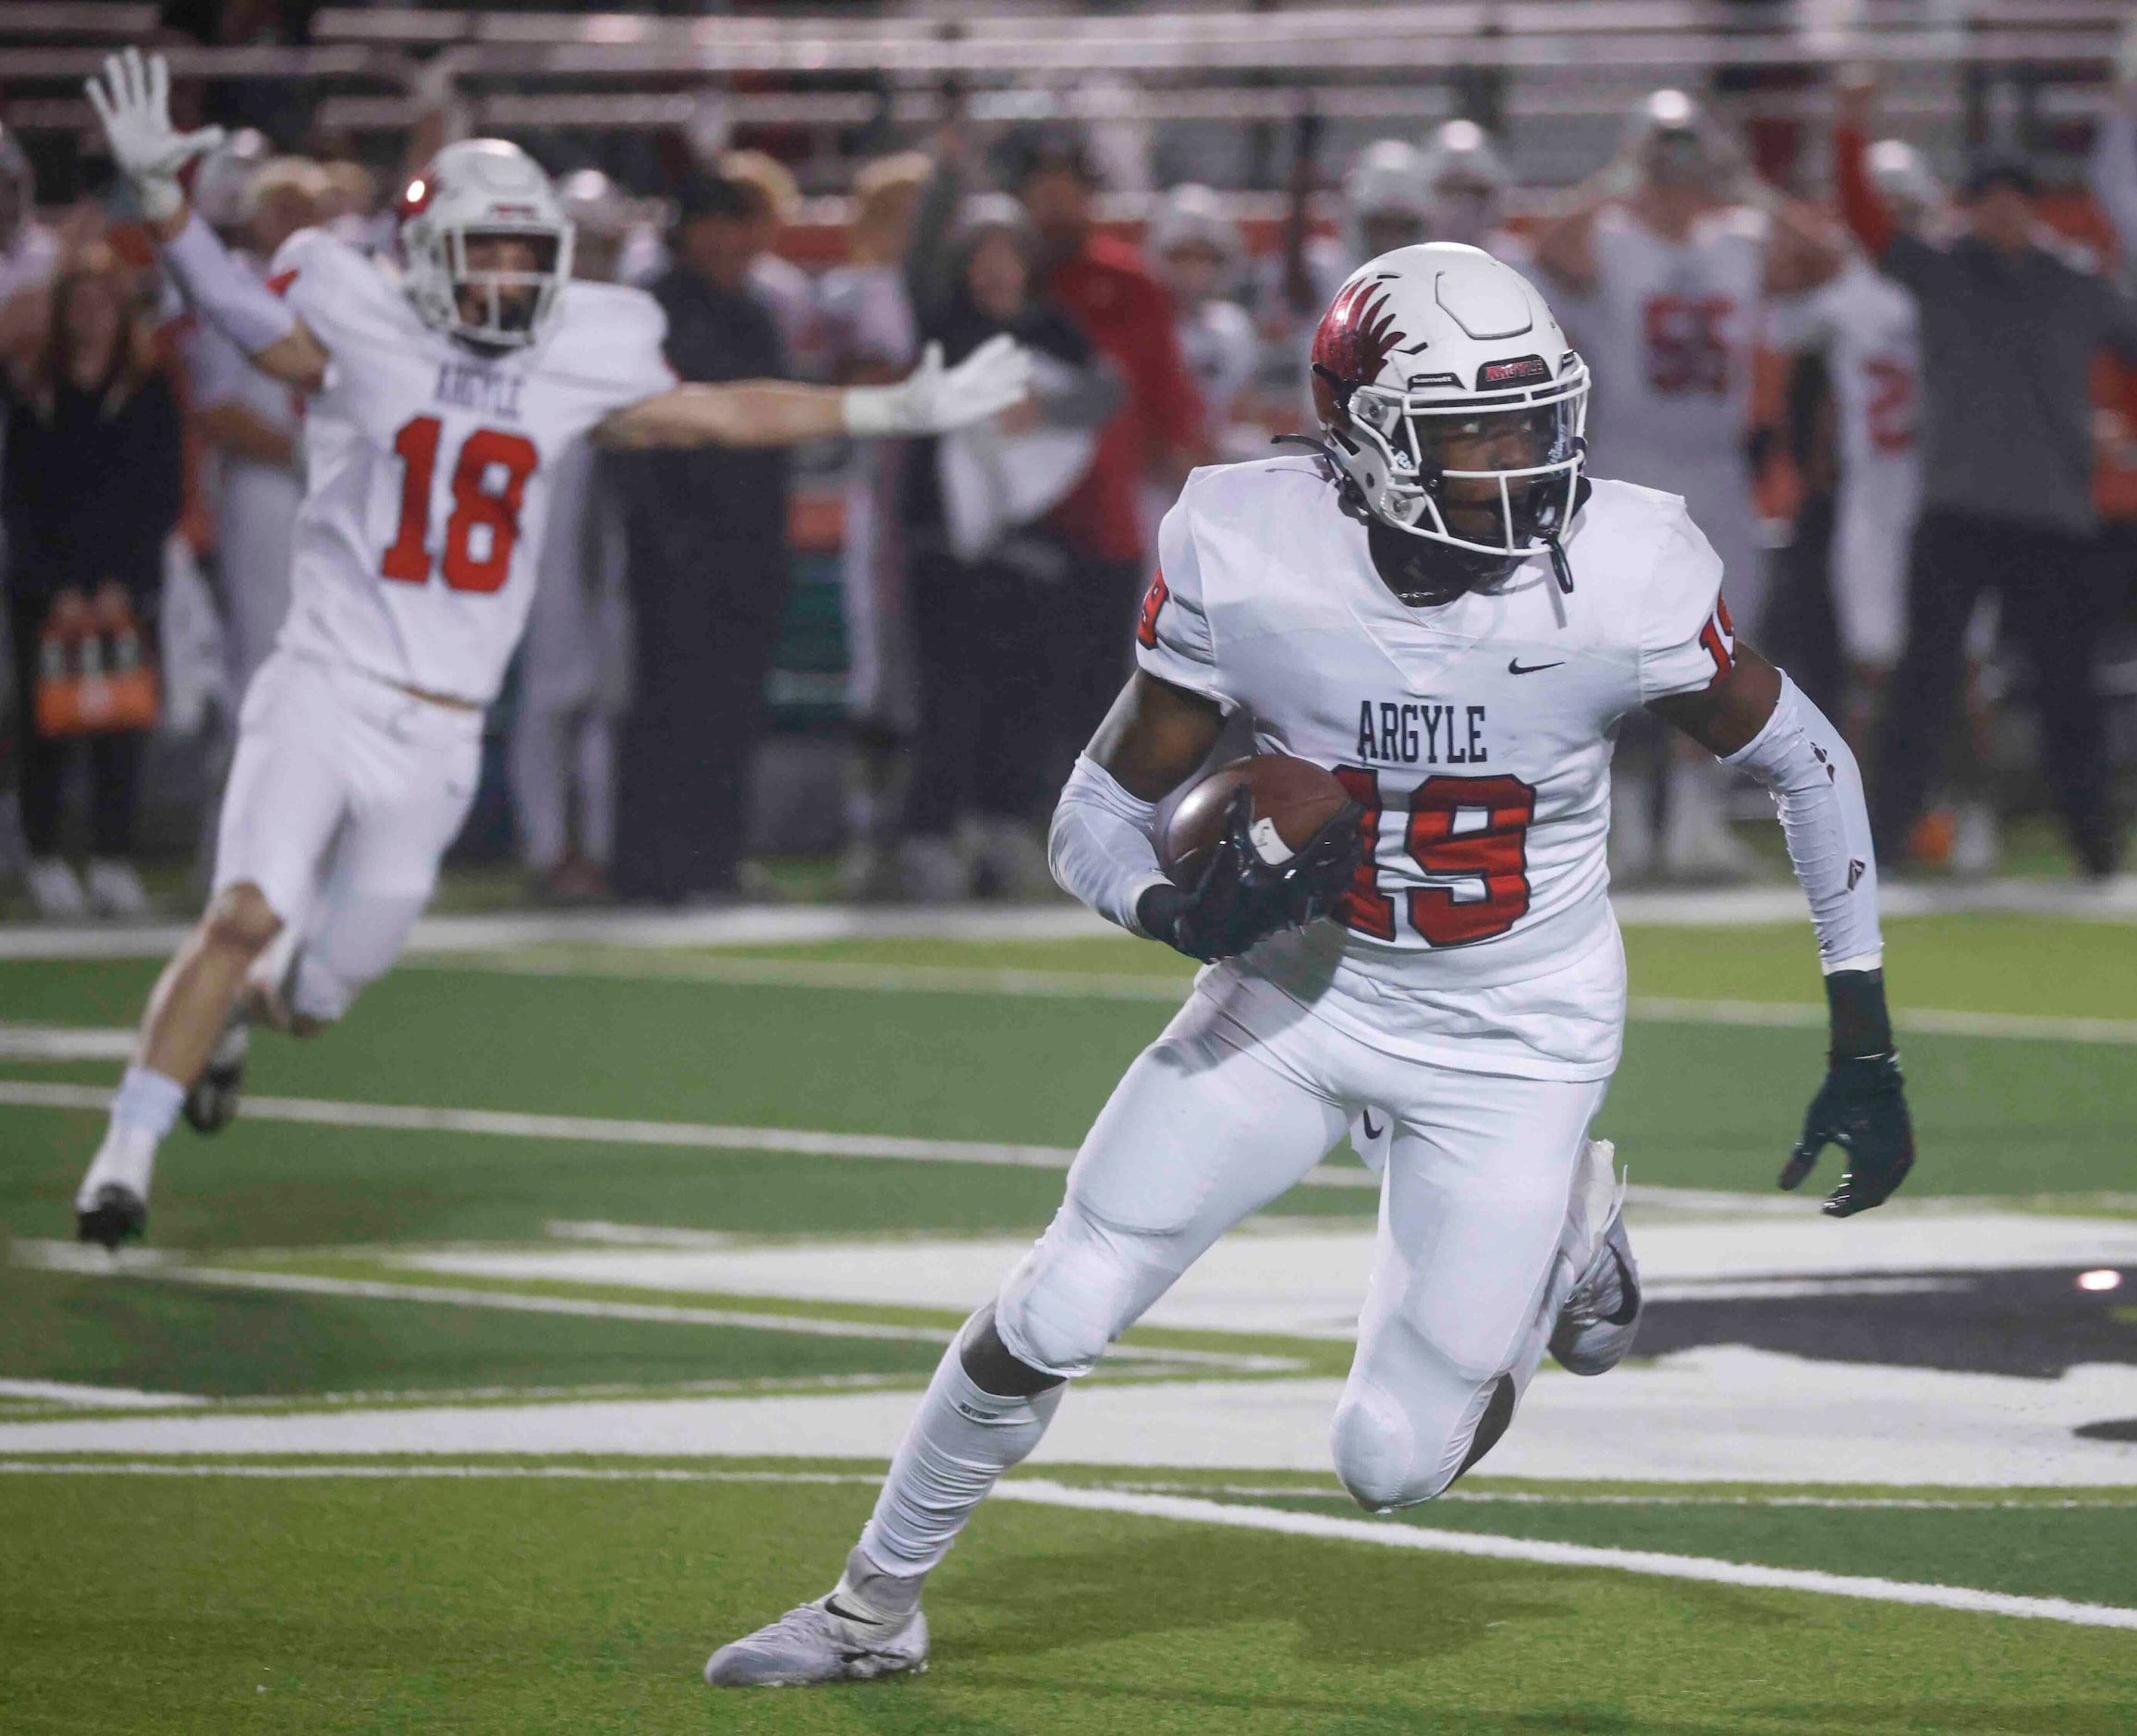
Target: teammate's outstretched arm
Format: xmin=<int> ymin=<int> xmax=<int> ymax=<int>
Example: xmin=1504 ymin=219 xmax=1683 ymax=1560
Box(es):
xmin=594 ymin=334 xmax=1032 ymax=449
xmin=86 ymin=48 xmax=329 ymax=391
xmin=1651 ymin=645 xmax=1915 ymax=1217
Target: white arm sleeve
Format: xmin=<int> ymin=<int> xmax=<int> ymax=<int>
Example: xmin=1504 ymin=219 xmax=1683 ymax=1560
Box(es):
xmin=1723 ymin=674 xmax=1883 ymax=974
xmin=163 ymin=211 xmax=298 ymax=357
xmin=1049 ymin=754 xmax=1172 ymax=937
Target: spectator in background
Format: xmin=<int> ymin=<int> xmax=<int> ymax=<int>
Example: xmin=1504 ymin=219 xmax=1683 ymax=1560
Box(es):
xmin=510 ymin=170 xmax=636 ymax=905
xmin=721 ymin=149 xmax=823 ymax=374
xmin=184 ymin=152 xmax=323 ymax=701
xmin=894 ymin=159 xmax=1123 ymax=900
xmin=609 ymin=172 xmax=791 ymax=904
xmin=1535 ymin=89 xmax=1838 ymax=884
xmin=997 ymin=123 xmax=1203 ymax=790
xmin=0 ymin=123 xmax=62 ymax=885
xmin=316 ymin=156 xmax=390 ymax=255
xmin=0 ymin=126 xmax=58 ymax=373
xmin=1838 ymin=75 xmax=2137 ymax=879
xmin=818 ymin=151 xmax=928 ymax=898
xmin=2 ymin=245 xmax=183 ymax=918
xmin=1147 ymin=184 xmax=1257 ymax=441
xmin=1765 ymin=141 xmax=1935 ymax=726
xmin=1143 ymin=183 xmax=1256 ymax=568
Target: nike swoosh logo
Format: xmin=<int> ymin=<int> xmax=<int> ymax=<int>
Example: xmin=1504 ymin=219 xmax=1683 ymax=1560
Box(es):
xmin=1508 ymin=657 xmax=1564 ymax=675
xmin=1361 ymin=1111 xmax=1385 ymax=1140
xmin=824 ymin=1597 xmax=885 ymax=1628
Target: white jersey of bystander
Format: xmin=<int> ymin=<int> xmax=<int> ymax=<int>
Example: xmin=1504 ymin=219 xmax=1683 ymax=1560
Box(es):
xmin=1767 ymin=254 xmax=1922 ymax=665
xmin=1140 ymin=454 xmax=1735 ymax=1080
xmin=185 ymin=251 xmax=309 ymax=696
xmin=1574 ymin=203 xmax=1769 ymax=624
xmin=267 ymin=226 xmax=675 ymax=704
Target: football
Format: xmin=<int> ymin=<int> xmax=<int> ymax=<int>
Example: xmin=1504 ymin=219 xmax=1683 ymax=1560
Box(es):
xmin=1159 ymin=753 xmax=1353 ymax=887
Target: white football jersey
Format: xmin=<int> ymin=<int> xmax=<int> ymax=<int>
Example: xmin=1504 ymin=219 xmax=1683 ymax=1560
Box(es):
xmin=1142 ymin=456 xmax=1734 ymax=1079
xmin=1769 ymin=255 xmax=1920 ymax=495
xmin=269 ymin=227 xmax=675 ymax=703
xmin=1176 ymin=298 xmax=1258 ymax=429
xmin=1766 ymin=255 xmax=1922 ymax=662
xmin=1578 ymin=203 xmax=1767 ymax=480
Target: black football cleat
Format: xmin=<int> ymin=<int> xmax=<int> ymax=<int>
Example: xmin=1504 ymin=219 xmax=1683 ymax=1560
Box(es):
xmin=182 ymin=1021 xmax=249 ymax=1134
xmin=76 ymin=1183 xmax=147 ymax=1251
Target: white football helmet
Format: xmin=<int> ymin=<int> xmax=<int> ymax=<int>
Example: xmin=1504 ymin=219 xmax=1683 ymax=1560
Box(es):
xmin=1148 ymin=182 xmax=1240 ymax=268
xmin=1866 ymin=139 xmax=1942 ymax=228
xmin=191 ymin=128 xmax=267 ymax=231
xmin=398 ymin=139 xmax=573 ymax=349
xmin=1308 ymin=243 xmax=1589 ymax=593
xmin=1418 ymin=118 xmax=1510 ymax=247
xmin=1626 ymin=88 xmax=1739 ymax=192
xmin=1343 ymin=140 xmax=1433 ymax=255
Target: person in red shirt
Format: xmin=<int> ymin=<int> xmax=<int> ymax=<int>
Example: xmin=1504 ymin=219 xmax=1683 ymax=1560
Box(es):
xmin=999 ymin=125 xmax=1206 ymax=788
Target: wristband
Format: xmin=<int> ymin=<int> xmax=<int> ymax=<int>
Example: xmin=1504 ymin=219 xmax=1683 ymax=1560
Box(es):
xmin=1825 ymin=967 xmax=1894 ymax=1060
xmin=1134 ymin=882 xmax=1190 ymax=950
xmin=841 ymin=384 xmax=905 ymax=438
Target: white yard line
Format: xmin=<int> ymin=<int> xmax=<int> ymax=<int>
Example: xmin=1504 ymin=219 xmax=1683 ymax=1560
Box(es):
xmin=990 ymin=1480 xmax=2137 ymax=1631
xmin=0 ymin=1378 xmax=207 ymax=1410
xmin=9 ymin=1245 xmax=1294 ymax=1375
xmin=2 ymin=1459 xmax=2131 ymax=1627
xmin=0 ymin=1078 xmax=1372 ymax=1193
xmin=1117 ymin=1483 xmax=2137 ymax=1510
xmin=0 ymin=1025 xmax=138 ymax=1061
xmin=0 ymin=1461 xmax=885 ymax=1484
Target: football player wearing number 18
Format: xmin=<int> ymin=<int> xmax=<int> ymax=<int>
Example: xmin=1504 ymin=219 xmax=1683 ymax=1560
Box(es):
xmin=70 ymin=50 xmax=1032 ymax=1249
xmin=707 ymin=243 xmax=1915 ymax=1688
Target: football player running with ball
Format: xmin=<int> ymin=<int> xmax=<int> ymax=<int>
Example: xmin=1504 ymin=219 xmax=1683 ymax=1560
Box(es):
xmin=708 ymin=242 xmax=1915 ymax=1688
xmin=71 ymin=51 xmax=1032 ymax=1248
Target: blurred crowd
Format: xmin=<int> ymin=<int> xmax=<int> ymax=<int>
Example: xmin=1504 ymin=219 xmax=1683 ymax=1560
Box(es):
xmin=6 ymin=39 xmax=2137 ymax=917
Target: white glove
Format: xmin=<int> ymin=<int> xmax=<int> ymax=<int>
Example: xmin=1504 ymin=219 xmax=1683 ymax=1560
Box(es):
xmin=84 ymin=47 xmax=225 ymax=222
xmin=843 ymin=334 xmax=1034 ymax=438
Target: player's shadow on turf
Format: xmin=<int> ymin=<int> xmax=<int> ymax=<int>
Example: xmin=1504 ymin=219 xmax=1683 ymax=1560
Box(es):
xmin=946 ymin=1528 xmax=1569 ymax=1669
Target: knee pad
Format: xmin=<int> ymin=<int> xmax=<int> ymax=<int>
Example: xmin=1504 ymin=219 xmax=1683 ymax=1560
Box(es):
xmin=287 ymin=948 xmax=357 ymax=1026
xmin=993 ymin=1211 xmax=1142 ymax=1379
xmin=1331 ymin=1376 xmax=1419 ymax=1512
xmin=1332 ymin=1371 xmax=1519 ymax=1512
xmin=288 ymin=891 xmax=427 ymax=1024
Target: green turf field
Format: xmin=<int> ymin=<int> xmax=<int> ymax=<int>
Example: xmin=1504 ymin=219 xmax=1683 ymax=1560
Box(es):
xmin=4 ymin=911 xmax=2136 ymax=1731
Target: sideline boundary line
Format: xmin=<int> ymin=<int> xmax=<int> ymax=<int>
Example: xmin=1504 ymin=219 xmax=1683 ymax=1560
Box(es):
xmin=2 ymin=1461 xmax=2130 ymax=1629
xmin=0 ymin=875 xmax=2133 ymax=961
xmin=990 ymin=1480 xmax=2137 ymax=1631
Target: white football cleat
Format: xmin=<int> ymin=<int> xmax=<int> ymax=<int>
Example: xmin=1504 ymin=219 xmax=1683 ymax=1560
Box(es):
xmin=85 ymin=858 xmax=153 ymax=920
xmin=705 ymin=1592 xmax=928 ymax=1688
xmin=1550 ymin=1139 xmax=1642 ymax=1376
xmin=26 ymin=856 xmax=90 ymax=921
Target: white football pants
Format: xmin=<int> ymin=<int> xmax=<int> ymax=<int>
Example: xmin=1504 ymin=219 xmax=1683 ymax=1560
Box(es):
xmin=215 ymin=461 xmax=300 ymax=700
xmin=509 ymin=701 xmax=617 ymax=872
xmin=214 ymin=651 xmax=482 ymax=1024
xmin=995 ymin=972 xmax=1610 ymax=1509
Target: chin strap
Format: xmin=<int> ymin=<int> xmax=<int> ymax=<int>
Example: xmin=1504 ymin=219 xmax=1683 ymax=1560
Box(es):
xmin=1542 ymin=473 xmax=1594 ymax=596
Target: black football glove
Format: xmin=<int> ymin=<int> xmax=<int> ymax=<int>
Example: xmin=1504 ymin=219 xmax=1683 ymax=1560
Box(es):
xmin=1139 ymin=787 xmax=1364 ymax=964
xmin=1779 ymin=1051 xmax=1914 ymax=1216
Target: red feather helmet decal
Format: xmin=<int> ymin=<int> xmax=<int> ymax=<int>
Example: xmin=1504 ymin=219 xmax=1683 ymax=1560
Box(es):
xmin=1311 ymin=278 xmax=1407 ymax=426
